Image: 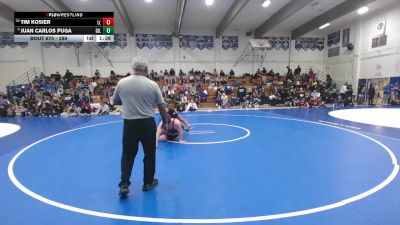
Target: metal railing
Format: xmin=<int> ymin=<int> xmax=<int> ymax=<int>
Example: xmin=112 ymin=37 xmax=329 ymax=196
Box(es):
xmin=309 ymin=66 xmax=343 ymax=88
xmin=3 ymin=67 xmax=41 ymax=90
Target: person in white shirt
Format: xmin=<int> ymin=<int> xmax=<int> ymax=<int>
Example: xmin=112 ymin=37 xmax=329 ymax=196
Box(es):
xmin=340 ymin=83 xmax=348 ymax=99
xmin=180 ymin=95 xmax=188 ymax=105
xmin=96 ymin=102 xmax=110 ymax=115
xmin=311 ymin=90 xmax=320 ymax=99
xmin=167 ymin=89 xmax=175 ymax=100
xmin=89 ymin=81 xmax=97 ymax=94
xmin=186 ymin=100 xmax=198 ymax=112
xmin=66 ymin=103 xmax=80 ymax=116
xmin=221 ymin=93 xmax=229 ymax=109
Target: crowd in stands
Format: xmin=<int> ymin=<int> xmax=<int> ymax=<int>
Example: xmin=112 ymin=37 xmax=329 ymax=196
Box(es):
xmin=0 ymin=69 xmax=121 ymax=117
xmin=1 ymin=65 xmax=399 ymax=118
xmin=150 ymin=66 xmax=352 ymax=110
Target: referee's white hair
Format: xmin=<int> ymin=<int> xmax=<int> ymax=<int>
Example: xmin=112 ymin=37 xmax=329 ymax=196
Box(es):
xmin=132 ymin=57 xmax=148 ymax=70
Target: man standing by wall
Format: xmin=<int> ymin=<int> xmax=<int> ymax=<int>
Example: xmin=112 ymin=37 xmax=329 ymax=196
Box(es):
xmin=368 ymin=83 xmax=375 ymax=105
xmin=112 ymin=57 xmax=170 ymax=197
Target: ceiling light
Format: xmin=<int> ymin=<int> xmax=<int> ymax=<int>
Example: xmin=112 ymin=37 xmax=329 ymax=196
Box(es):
xmin=262 ymin=0 xmax=271 ymax=8
xmin=145 ymin=0 xmax=153 ymax=3
xmin=357 ymin=6 xmax=369 ymax=15
xmin=319 ymin=23 xmax=330 ymax=29
xmin=205 ymin=0 xmax=214 ymax=6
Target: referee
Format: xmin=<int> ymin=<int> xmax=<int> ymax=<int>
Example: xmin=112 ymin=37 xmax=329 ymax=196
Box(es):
xmin=112 ymin=57 xmax=170 ymax=197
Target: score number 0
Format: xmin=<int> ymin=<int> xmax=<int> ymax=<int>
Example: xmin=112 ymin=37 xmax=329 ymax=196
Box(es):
xmin=102 ymin=18 xmax=114 ymax=35
xmin=103 ymin=18 xmax=114 ymax=26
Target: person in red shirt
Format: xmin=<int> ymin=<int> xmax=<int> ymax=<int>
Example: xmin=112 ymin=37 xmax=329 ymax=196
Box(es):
xmin=299 ymin=98 xmax=309 ymax=108
xmin=308 ymin=97 xmax=316 ymax=107
xmin=80 ymin=100 xmax=92 ymax=115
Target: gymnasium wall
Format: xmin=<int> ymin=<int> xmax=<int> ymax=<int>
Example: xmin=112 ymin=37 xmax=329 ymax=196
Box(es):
xmin=357 ymin=3 xmax=400 ymax=79
xmin=0 ymin=20 xmax=326 ymax=88
xmin=325 ymin=2 xmax=400 ymax=88
xmin=324 ymin=23 xmax=357 ymax=86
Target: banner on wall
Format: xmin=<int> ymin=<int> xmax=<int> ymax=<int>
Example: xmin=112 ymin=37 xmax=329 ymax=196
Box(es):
xmin=265 ymin=37 xmax=290 ymax=50
xmin=327 ymin=30 xmax=340 ymax=47
xmin=221 ymin=36 xmax=238 ymax=50
xmin=180 ymin=35 xmax=213 ymax=50
xmin=342 ymin=28 xmax=350 ymax=47
xmin=0 ymin=32 xmax=28 ymax=48
xmin=389 ymin=77 xmax=400 ymax=93
xmin=136 ymin=34 xmax=172 ymax=49
xmin=294 ymin=37 xmax=324 ymax=51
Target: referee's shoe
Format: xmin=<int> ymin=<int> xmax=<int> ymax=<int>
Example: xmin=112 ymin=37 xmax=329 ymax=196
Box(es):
xmin=119 ymin=185 xmax=129 ymax=197
xmin=142 ymin=179 xmax=159 ymax=191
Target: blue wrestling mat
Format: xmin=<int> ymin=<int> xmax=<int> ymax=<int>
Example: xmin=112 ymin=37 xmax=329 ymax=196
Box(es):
xmin=1 ymin=108 xmax=399 ymax=225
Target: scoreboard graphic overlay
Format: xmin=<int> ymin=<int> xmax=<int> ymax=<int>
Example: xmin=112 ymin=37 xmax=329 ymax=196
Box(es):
xmin=14 ymin=12 xmax=114 ymax=43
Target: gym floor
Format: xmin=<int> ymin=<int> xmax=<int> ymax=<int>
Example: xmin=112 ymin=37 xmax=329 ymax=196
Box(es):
xmin=1 ymin=106 xmax=399 ymax=225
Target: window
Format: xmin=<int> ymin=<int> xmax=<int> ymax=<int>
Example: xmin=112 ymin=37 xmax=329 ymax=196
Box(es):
xmin=371 ymin=35 xmax=387 ymax=48
xmin=328 ymin=46 xmax=340 ymax=57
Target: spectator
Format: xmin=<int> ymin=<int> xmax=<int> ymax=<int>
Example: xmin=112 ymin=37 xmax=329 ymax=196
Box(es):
xmin=176 ymin=95 xmax=188 ymax=112
xmin=94 ymin=69 xmax=101 ymax=78
xmin=64 ymin=69 xmax=73 ymax=83
xmin=299 ymin=98 xmax=310 ymax=108
xmin=286 ymin=66 xmax=293 ymax=81
xmin=80 ymin=101 xmax=92 ymax=115
xmin=229 ymin=69 xmax=235 ymax=78
xmin=224 ymin=85 xmax=233 ymax=95
xmin=221 ymin=92 xmax=229 ymax=109
xmin=383 ymin=84 xmax=390 ymax=104
xmin=0 ymin=96 xmax=11 ymax=117
xmin=167 ymin=87 xmax=175 ymax=100
xmin=39 ymin=72 xmax=46 ymax=80
xmin=96 ymin=101 xmax=110 ymax=115
xmin=260 ymin=92 xmax=268 ymax=105
xmin=237 ymin=84 xmax=246 ymax=108
xmin=368 ymin=84 xmax=375 ymax=105
xmin=373 ymin=83 xmax=380 ymax=105
xmin=177 ymin=69 xmax=184 ymax=77
xmin=89 ymin=79 xmax=97 ymax=94
xmin=169 ymin=68 xmax=176 ymax=77
xmin=311 ymin=89 xmax=320 ymax=99
xmin=358 ymin=84 xmax=367 ymax=105
xmin=110 ymin=70 xmax=117 ymax=79
xmin=326 ymin=74 xmax=333 ymax=89
xmin=186 ymin=100 xmax=198 ymax=112
xmin=65 ymin=103 xmax=79 ymax=116
xmin=12 ymin=89 xmax=25 ymax=106
xmin=339 ymin=83 xmax=348 ymax=99
xmin=294 ymin=65 xmax=301 ymax=80
xmin=391 ymin=94 xmax=399 ymax=105
xmin=53 ymin=100 xmax=64 ymax=115
xmin=40 ymin=100 xmax=54 ymax=116
xmin=262 ymin=67 xmax=267 ymax=74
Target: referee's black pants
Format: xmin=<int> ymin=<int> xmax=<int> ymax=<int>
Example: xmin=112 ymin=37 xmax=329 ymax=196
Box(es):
xmin=119 ymin=117 xmax=157 ymax=187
